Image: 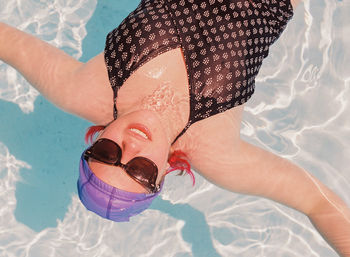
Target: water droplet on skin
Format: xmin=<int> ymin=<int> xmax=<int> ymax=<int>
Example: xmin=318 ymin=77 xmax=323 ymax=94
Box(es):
xmin=145 ymin=67 xmax=167 ymax=79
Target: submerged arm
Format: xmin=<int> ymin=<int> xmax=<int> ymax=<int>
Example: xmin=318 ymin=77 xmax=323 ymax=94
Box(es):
xmin=186 ymin=111 xmax=350 ymax=256
xmin=0 ymin=22 xmax=81 ymax=98
xmin=241 ymin=142 xmax=349 ymax=256
xmin=0 ymin=22 xmax=113 ymax=124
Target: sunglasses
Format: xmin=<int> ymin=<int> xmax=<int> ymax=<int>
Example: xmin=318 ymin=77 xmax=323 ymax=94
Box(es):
xmin=84 ymin=138 xmax=160 ymax=193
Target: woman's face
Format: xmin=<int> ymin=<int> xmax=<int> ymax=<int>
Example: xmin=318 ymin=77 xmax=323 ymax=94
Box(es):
xmin=88 ymin=110 xmax=171 ymax=193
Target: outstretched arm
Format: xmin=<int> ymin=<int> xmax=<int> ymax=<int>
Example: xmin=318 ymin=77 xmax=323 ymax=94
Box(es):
xmin=185 ymin=109 xmax=350 ymax=257
xmin=290 ymin=0 xmax=302 ymax=10
xmin=0 ymin=22 xmax=113 ymax=124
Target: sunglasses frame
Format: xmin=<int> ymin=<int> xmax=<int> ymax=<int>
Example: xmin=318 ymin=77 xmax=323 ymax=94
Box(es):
xmin=84 ymin=138 xmax=160 ymax=193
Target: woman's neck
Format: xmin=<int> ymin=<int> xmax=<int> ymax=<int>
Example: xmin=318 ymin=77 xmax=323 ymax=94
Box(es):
xmin=117 ymin=80 xmax=189 ymax=145
xmin=140 ymin=83 xmax=189 ymax=144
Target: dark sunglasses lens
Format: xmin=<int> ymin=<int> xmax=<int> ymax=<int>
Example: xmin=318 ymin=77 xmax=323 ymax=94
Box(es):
xmin=126 ymin=157 xmax=158 ymax=190
xmin=89 ymin=139 xmax=121 ymax=164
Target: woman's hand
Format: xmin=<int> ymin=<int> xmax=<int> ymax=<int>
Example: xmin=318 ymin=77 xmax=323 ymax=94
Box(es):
xmin=308 ymin=196 xmax=350 ymax=257
xmin=0 ymin=22 xmax=113 ymax=124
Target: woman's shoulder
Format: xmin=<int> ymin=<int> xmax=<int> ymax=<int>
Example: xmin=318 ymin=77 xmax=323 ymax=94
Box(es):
xmin=176 ymin=105 xmax=245 ymax=169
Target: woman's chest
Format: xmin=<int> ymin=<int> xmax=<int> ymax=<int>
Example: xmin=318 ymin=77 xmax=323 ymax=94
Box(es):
xmin=116 ymin=48 xmax=190 ymax=115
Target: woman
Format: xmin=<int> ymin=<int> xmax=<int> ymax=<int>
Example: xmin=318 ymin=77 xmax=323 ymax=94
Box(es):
xmin=0 ymin=0 xmax=349 ymax=256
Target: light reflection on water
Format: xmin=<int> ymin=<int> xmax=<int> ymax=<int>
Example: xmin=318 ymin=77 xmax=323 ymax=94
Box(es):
xmin=0 ymin=0 xmax=349 ymax=256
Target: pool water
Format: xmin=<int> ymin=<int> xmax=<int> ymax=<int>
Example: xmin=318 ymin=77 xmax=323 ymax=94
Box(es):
xmin=0 ymin=0 xmax=349 ymax=256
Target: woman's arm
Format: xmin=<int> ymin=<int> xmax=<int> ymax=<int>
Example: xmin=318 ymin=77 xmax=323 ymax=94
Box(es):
xmin=0 ymin=22 xmax=113 ymax=124
xmin=290 ymin=0 xmax=302 ymax=10
xmin=185 ymin=108 xmax=350 ymax=257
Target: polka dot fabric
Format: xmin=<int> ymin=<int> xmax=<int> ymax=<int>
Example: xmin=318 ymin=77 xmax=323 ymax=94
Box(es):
xmin=104 ymin=0 xmax=182 ymax=118
xmin=104 ymin=0 xmax=294 ymax=142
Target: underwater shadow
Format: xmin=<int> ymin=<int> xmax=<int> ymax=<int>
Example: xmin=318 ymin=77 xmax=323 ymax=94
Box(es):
xmin=150 ymin=198 xmax=222 ymax=257
xmin=0 ymin=98 xmax=89 ymax=231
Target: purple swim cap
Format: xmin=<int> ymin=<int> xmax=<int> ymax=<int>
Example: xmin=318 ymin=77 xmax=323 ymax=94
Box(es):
xmin=77 ymin=152 xmax=162 ymax=222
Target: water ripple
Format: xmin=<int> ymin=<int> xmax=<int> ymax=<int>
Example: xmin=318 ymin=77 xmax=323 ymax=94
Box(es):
xmin=0 ymin=0 xmax=349 ymax=256
xmin=0 ymin=0 xmax=97 ymax=113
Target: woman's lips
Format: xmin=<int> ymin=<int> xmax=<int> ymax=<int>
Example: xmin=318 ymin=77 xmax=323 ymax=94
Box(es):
xmin=127 ymin=123 xmax=152 ymax=141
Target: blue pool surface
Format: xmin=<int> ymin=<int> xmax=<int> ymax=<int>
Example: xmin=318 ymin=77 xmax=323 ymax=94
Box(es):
xmin=0 ymin=0 xmax=349 ymax=256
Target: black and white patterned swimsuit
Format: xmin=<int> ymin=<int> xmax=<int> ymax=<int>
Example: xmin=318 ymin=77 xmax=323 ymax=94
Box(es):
xmin=104 ymin=0 xmax=294 ymax=142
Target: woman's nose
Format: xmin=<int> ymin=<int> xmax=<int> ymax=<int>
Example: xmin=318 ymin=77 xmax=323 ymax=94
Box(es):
xmin=120 ymin=138 xmax=142 ymax=163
